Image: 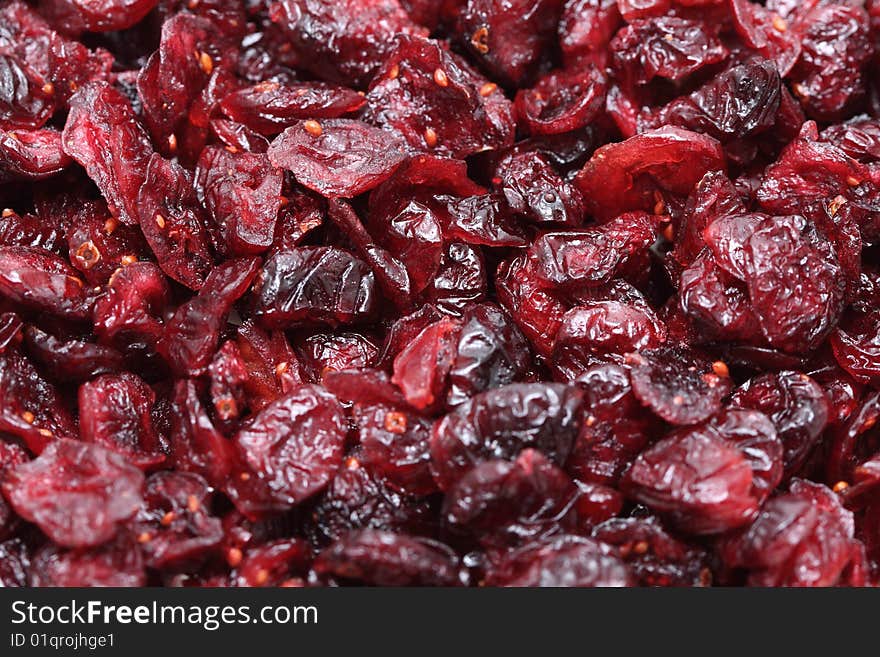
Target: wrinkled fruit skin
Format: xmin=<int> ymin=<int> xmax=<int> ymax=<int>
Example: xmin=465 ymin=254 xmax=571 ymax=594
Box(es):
xmin=1 ymin=0 xmax=879 ymax=588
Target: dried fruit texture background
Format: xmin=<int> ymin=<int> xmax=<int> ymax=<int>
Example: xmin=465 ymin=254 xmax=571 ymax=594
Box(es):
xmin=2 ymin=0 xmax=880 ymax=588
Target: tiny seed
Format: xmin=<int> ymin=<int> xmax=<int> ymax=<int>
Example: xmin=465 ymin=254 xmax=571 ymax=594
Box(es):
xmin=42 ymin=82 xmax=54 ymax=95
xmin=160 ymin=511 xmax=176 ymax=526
xmin=225 ymin=145 xmax=240 ymax=154
xmin=345 ymin=456 xmax=361 ymax=470
xmin=632 ymin=541 xmax=650 ymax=555
xmin=828 ymin=195 xmax=847 ymax=216
xmin=120 ymin=254 xmax=137 ymax=266
xmin=847 ymin=176 xmax=861 ymax=187
xmin=155 ymin=214 xmax=166 ymax=229
xmin=664 ymin=33 xmax=674 ymax=41
xmin=168 ymin=133 xmax=178 ymax=152
xmin=772 ymin=15 xmax=788 ymax=32
xmin=585 ymin=414 xmax=597 ymax=427
xmin=21 ymin=411 xmax=34 ymax=424
xmin=433 ymin=68 xmax=449 ymax=87
xmin=304 ymin=120 xmax=323 ymax=136
xmin=280 ymin=578 xmax=305 ymax=588
xmin=216 ymin=397 xmax=238 ymax=420
xmin=711 ymin=361 xmax=729 ymax=378
xmin=389 ymin=64 xmax=400 ymax=80
xmin=832 ymin=481 xmax=849 ymax=493
xmin=275 ymin=361 xmax=289 ymax=378
xmin=471 ymin=27 xmax=490 ymax=54
xmin=38 ymin=428 xmax=53 ymax=437
xmin=137 ymin=532 xmax=152 ymax=544
xmin=1 ymin=208 xmax=14 ymax=218
xmin=424 ymin=126 xmax=438 ymax=148
xmin=255 ymin=80 xmax=281 ymax=93
xmin=187 ymin=495 xmax=201 ymax=513
xmin=383 ymin=411 xmax=408 ymax=434
xmin=198 ymin=51 xmax=214 ymax=75
xmin=226 ymin=547 xmax=243 ymax=568
xmin=672 ymin=395 xmax=684 ymax=405
xmin=75 ymin=241 xmax=101 ymax=269
xmin=239 ymin=472 xmax=251 ymax=481
xmin=254 ymin=569 xmax=270 ymax=586
xmin=480 ymin=82 xmax=497 ymax=97
xmin=104 ymin=217 xmax=118 ymax=234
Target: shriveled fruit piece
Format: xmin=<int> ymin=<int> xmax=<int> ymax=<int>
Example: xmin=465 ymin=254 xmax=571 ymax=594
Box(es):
xmin=92 ymin=262 xmax=170 ymax=348
xmin=314 ymin=529 xmax=463 ymax=586
xmin=169 ymin=380 xmax=237 ymax=489
xmin=821 ymin=116 xmax=880 ymax=164
xmin=0 ymin=246 xmax=91 ymax=320
xmin=621 ymin=423 xmax=762 ymax=535
xmin=789 ymin=4 xmax=872 ymax=122
xmin=627 ymin=347 xmax=731 ymax=426
xmin=831 ymin=311 xmax=880 ymax=385
xmin=554 ymin=301 xmax=666 ymax=376
xmin=268 ymin=119 xmax=409 ymax=198
xmin=0 ymin=442 xmax=28 ymax=539
xmin=235 ymin=320 xmax=302 ymax=411
xmin=495 ymin=152 xmax=585 ymax=226
xmin=132 ymin=471 xmax=223 ymax=570
xmin=269 ymin=0 xmax=428 ymax=87
xmin=496 ymin=253 xmax=569 ymax=356
xmin=0 ymin=53 xmax=54 ymax=131
xmin=558 ymin=0 xmax=622 ymax=67
xmin=162 ymin=257 xmax=261 ymax=377
xmin=38 ymin=0 xmax=159 ymax=33
xmin=137 ymin=154 xmax=215 ymax=290
xmin=208 ymin=340 xmax=249 ymax=426
xmin=0 ymin=349 xmax=77 ymax=454
xmin=62 ymin=82 xmax=153 ymax=226
xmin=592 ymin=517 xmax=710 ymax=587
xmin=196 ymin=146 xmax=283 ymax=256
xmin=486 ymin=535 xmax=634 ymax=587
xmin=28 ymin=537 xmax=146 ymax=587
xmin=364 ymin=35 xmax=514 ymax=159
xmin=234 ymin=538 xmax=312 ymax=587
xmin=702 ymin=212 xmax=769 ymax=281
xmin=78 ymin=373 xmax=165 ymax=469
xmin=719 ymin=479 xmax=861 ymax=586
xmin=1 ymin=439 xmax=143 ymax=547
xmin=442 ymin=194 xmax=527 ymax=247
xmin=727 ymin=0 xmax=802 ymax=77
xmin=254 ymin=247 xmax=377 ymax=329
xmin=228 ymin=385 xmax=346 ymax=514
xmin=574 ymin=127 xmax=726 ymax=221
xmin=741 ymin=214 xmax=845 ymax=354
xmin=729 ymin=371 xmax=830 ymax=477
xmin=298 ymin=332 xmax=378 ymax=382
xmin=308 ymin=460 xmax=433 ymax=542
xmin=657 ymin=59 xmax=782 ymax=143
xmin=430 ymin=383 xmax=584 ymax=490
xmin=456 ymin=0 xmax=564 ymax=87
xmin=610 ymin=17 xmax=727 ymax=87
xmin=443 ymin=449 xmax=581 ymax=548
xmin=136 ymin=14 xmax=218 ymax=151
xmin=515 ymin=66 xmax=607 ymax=136
xmin=447 ymin=303 xmax=532 ymax=407
xmin=392 ymin=317 xmax=462 ymax=411
xmin=221 ymin=81 xmax=366 ymax=135
xmin=355 ymin=404 xmax=436 ymax=495
xmin=530 ymin=212 xmax=659 ymax=289
xmin=0 ymin=128 xmax=70 ymax=182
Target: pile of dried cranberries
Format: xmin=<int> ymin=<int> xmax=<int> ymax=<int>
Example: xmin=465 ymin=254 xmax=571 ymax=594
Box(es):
xmin=1 ymin=0 xmax=880 ymax=587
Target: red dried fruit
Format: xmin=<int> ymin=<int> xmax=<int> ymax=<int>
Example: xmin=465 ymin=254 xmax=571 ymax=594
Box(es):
xmin=574 ymin=127 xmax=726 ymax=221
xmin=719 ymin=479 xmax=862 ymax=586
xmin=79 ymin=373 xmax=165 ymax=469
xmin=1 ymin=439 xmax=143 ymax=547
xmin=392 ymin=317 xmax=462 ymax=411
xmin=253 ymin=247 xmax=377 ymax=329
xmin=228 ymin=385 xmax=346 ymax=515
xmin=729 ymin=371 xmax=830 ymax=476
xmin=456 ymin=0 xmax=563 ymax=87
xmin=430 ymin=383 xmax=584 ymax=490
xmin=38 ymin=0 xmax=159 ymax=33
xmin=234 ymin=538 xmax=311 ymax=587
xmin=485 ymin=535 xmax=634 ymax=587
xmin=268 ymin=119 xmax=410 ymax=198
xmin=28 ymin=538 xmax=146 ymax=587
xmin=269 ymin=0 xmax=428 ymax=88
xmin=92 ymin=261 xmax=170 ymax=349
xmin=558 ymin=0 xmax=622 ymax=67
xmin=196 ymin=147 xmax=284 ymax=257
xmin=132 ymin=471 xmax=223 ymax=570
xmin=515 ymin=66 xmax=607 ymax=136
xmin=364 ymin=35 xmax=514 ymax=159
xmin=221 ymin=81 xmax=366 ymax=135
xmin=0 ymin=128 xmax=71 ymax=182
xmin=0 ymin=246 xmax=92 ymax=321
xmin=627 ymin=347 xmax=732 ymax=426
xmin=62 ymin=82 xmax=153 ymax=226
xmin=314 ymin=529 xmax=463 ymax=586
xmin=495 ymin=151 xmax=586 ymax=226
